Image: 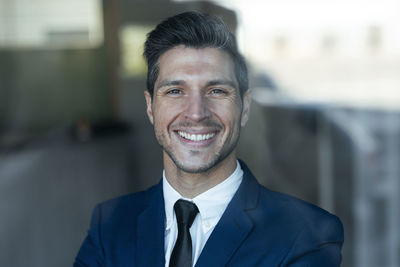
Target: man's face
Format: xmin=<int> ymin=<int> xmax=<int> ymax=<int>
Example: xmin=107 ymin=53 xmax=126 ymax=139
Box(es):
xmin=144 ymin=45 xmax=250 ymax=173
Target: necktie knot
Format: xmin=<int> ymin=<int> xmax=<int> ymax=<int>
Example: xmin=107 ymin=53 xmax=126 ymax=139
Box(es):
xmin=174 ymin=199 xmax=199 ymax=227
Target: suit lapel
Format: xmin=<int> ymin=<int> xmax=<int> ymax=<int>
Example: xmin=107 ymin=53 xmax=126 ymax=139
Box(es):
xmin=135 ymin=181 xmax=166 ymax=267
xmin=195 ymin=162 xmax=260 ymax=267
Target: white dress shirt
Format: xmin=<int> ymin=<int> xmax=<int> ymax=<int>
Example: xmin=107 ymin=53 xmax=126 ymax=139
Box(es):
xmin=163 ymin=161 xmax=243 ymax=267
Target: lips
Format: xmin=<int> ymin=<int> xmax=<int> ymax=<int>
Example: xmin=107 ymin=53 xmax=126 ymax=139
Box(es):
xmin=177 ymin=131 xmax=216 ymax=141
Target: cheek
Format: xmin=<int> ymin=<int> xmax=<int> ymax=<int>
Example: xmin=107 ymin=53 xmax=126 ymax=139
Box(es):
xmin=151 ymin=107 xmax=167 ymax=131
xmin=211 ymin=102 xmax=242 ymax=124
xmin=152 ymin=102 xmax=180 ymax=128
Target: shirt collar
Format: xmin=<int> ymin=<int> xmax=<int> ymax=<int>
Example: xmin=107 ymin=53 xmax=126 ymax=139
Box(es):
xmin=163 ymin=161 xmax=243 ymax=233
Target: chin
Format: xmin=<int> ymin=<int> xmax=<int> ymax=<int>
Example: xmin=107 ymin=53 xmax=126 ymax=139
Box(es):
xmin=164 ymin=144 xmax=235 ymax=174
xmin=176 ymin=160 xmax=215 ymax=174
xmin=169 ymin=153 xmax=219 ymax=174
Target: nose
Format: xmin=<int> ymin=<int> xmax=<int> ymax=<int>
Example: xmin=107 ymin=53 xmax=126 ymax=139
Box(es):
xmin=183 ymin=92 xmax=211 ymax=122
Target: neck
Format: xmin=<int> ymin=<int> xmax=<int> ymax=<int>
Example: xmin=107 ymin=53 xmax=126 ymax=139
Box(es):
xmin=164 ymin=153 xmax=237 ymax=199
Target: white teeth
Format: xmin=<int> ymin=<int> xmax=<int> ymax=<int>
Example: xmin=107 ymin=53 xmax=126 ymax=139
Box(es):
xmin=178 ymin=131 xmax=215 ymax=141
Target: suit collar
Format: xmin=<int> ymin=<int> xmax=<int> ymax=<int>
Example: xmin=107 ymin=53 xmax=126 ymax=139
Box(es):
xmin=164 ymin=160 xmax=244 ymax=235
xmin=195 ymin=160 xmax=260 ymax=266
xmin=134 ymin=161 xmax=261 ymax=267
xmin=237 ymin=160 xmax=260 ymax=210
xmin=135 ymin=180 xmax=166 ymax=267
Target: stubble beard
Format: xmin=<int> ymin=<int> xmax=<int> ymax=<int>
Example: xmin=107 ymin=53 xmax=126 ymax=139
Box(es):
xmin=155 ymin=126 xmax=241 ymax=174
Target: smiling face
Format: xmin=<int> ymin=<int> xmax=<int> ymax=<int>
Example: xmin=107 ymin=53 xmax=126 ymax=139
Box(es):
xmin=145 ymin=46 xmax=250 ymax=175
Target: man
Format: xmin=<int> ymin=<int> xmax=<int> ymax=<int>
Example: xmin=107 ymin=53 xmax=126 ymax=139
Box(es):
xmin=74 ymin=11 xmax=343 ymax=267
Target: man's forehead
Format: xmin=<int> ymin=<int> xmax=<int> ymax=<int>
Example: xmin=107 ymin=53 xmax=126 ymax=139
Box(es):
xmin=158 ymin=45 xmax=232 ymax=65
xmin=157 ymin=46 xmax=235 ymax=76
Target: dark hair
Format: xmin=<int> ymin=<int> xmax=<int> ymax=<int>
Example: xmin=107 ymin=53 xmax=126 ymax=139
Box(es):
xmin=143 ymin=11 xmax=248 ymax=97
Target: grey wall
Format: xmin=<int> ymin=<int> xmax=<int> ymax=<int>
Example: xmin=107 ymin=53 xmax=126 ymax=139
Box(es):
xmin=0 ymin=47 xmax=111 ymax=134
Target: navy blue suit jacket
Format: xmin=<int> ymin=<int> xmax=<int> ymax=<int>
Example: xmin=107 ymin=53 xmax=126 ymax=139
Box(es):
xmin=74 ymin=162 xmax=343 ymax=266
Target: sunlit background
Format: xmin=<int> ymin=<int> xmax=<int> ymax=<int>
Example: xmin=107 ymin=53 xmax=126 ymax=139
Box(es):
xmin=197 ymin=0 xmax=400 ymax=109
xmin=0 ymin=0 xmax=399 ymax=266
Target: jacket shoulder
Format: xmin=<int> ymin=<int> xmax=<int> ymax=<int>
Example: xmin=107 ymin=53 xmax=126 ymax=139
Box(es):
xmin=95 ymin=182 xmax=162 ymax=224
xmin=259 ymin=187 xmax=343 ymax=239
xmin=250 ymin=186 xmax=344 ymax=265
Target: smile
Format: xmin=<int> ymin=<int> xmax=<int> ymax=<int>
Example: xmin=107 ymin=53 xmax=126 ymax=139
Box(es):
xmin=178 ymin=131 xmax=216 ymax=141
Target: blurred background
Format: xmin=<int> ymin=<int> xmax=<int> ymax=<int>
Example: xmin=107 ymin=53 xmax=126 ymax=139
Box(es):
xmin=0 ymin=0 xmax=399 ymax=266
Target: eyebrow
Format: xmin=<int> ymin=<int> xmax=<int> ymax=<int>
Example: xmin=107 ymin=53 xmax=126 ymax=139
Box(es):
xmin=156 ymin=79 xmax=237 ymax=90
xmin=156 ymin=80 xmax=186 ymax=90
xmin=206 ymin=79 xmax=237 ymax=88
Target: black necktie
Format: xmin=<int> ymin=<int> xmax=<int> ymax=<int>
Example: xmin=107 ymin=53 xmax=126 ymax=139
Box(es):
xmin=169 ymin=199 xmax=199 ymax=267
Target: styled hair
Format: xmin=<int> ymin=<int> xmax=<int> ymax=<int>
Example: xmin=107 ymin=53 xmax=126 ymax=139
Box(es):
xmin=143 ymin=11 xmax=248 ymax=97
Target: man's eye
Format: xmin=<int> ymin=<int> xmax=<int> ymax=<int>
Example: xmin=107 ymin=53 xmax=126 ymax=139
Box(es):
xmin=210 ymin=88 xmax=227 ymax=95
xmin=167 ymin=88 xmax=182 ymax=95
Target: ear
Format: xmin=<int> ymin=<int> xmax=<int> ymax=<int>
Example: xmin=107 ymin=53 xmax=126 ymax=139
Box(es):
xmin=240 ymin=90 xmax=252 ymax=127
xmin=144 ymin=90 xmax=154 ymax=125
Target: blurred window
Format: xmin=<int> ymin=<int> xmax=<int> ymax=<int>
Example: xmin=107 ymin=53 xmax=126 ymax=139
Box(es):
xmin=119 ymin=25 xmax=153 ymax=77
xmin=174 ymin=0 xmax=400 ymax=109
xmin=0 ymin=0 xmax=103 ymax=48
